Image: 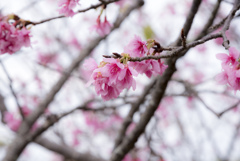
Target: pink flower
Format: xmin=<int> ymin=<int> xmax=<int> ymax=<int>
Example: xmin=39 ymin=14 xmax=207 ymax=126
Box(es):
xmin=100 ymin=58 xmax=125 ymax=85
xmin=84 ymin=58 xmax=137 ymax=101
xmin=216 ymin=47 xmax=240 ymax=91
xmin=22 ymin=106 xmax=31 ymax=116
xmin=216 ymin=47 xmax=240 ymax=67
xmin=129 ymin=59 xmax=167 ymax=78
xmin=215 ymin=69 xmax=229 ymax=85
xmin=58 ymin=0 xmax=79 ymax=17
xmin=83 ymin=35 xmax=170 ymax=100
xmin=227 ymin=68 xmax=240 ymax=90
xmin=88 ymin=71 xmax=121 ymax=101
xmin=128 ymin=61 xmax=149 ymax=74
xmin=125 ymin=35 xmax=147 ymax=57
xmin=68 ymin=36 xmax=81 ymax=49
xmin=0 ymin=21 xmax=31 ymax=55
xmin=83 ymin=58 xmax=98 ymax=73
xmin=4 ymin=112 xmax=21 ymax=132
xmin=150 ymin=59 xmax=168 ymax=75
xmin=116 ymin=65 xmax=137 ymax=90
xmin=91 ymin=16 xmax=112 ymax=36
xmin=84 ymin=113 xmax=104 ymax=132
xmin=38 ymin=53 xmax=57 ymax=65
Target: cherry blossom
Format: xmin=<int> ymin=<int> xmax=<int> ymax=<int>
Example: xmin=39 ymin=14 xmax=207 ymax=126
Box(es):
xmin=91 ymin=15 xmax=112 ymax=36
xmin=125 ymin=35 xmax=147 ymax=57
xmin=58 ymin=0 xmax=79 ymax=17
xmin=84 ymin=58 xmax=136 ymax=101
xmin=216 ymin=47 xmax=240 ymax=91
xmin=83 ymin=36 xmax=169 ymax=100
xmin=100 ymin=58 xmax=125 ymax=85
xmin=0 ymin=21 xmax=31 ymax=55
xmin=4 ymin=112 xmax=21 ymax=132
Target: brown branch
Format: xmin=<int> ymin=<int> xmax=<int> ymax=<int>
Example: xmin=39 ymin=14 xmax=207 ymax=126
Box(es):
xmin=0 ymin=60 xmax=24 ymax=119
xmin=217 ymin=100 xmax=240 ymax=117
xmin=181 ymin=29 xmax=187 ymax=48
xmin=195 ymin=94 xmax=219 ymax=116
xmin=127 ymin=32 xmax=221 ymax=62
xmin=0 ymin=93 xmax=7 ymax=123
xmin=208 ymin=16 xmax=227 ymax=32
xmin=221 ymin=0 xmax=240 ymax=49
xmin=195 ymin=103 xmax=222 ymax=160
xmin=196 ymin=0 xmax=222 ymax=39
xmin=105 ymin=31 xmax=221 ymax=62
xmin=113 ymin=79 xmax=156 ymax=149
xmin=35 ymin=137 xmax=106 ymax=161
xmin=31 ymin=0 xmax=119 ymax=25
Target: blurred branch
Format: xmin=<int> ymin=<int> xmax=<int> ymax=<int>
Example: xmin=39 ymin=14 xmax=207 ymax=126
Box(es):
xmin=0 ymin=60 xmax=24 ymax=119
xmin=196 ymin=0 xmax=222 ymax=39
xmin=0 ymin=93 xmax=7 ymax=123
xmin=195 ymin=104 xmax=222 ymax=160
xmin=218 ymin=100 xmax=240 ymax=117
xmin=221 ymin=0 xmax=240 ymax=49
xmin=195 ymin=94 xmax=218 ymax=116
xmin=113 ymin=78 xmax=156 ymax=149
xmin=36 ymin=62 xmax=84 ymax=80
xmin=223 ymin=118 xmax=240 ymax=160
xmin=35 ymin=137 xmax=106 ymax=161
xmin=172 ymin=79 xmax=240 ymax=117
xmin=31 ymin=0 xmax=119 ymax=25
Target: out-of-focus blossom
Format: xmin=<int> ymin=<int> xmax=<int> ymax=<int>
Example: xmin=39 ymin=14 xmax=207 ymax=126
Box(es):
xmin=91 ymin=16 xmax=112 ymax=36
xmin=58 ymin=0 xmax=80 ymax=17
xmin=115 ymin=0 xmax=128 ymax=7
xmin=38 ymin=53 xmax=58 ymax=65
xmin=0 ymin=21 xmax=31 ymax=55
xmin=4 ymin=112 xmax=21 ymax=132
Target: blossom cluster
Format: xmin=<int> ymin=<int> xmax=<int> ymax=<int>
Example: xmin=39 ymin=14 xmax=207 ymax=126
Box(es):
xmin=84 ymin=36 xmax=168 ymax=101
xmin=216 ymin=47 xmax=240 ymax=91
xmin=0 ymin=20 xmax=31 ymax=55
xmin=58 ymin=0 xmax=80 ymax=17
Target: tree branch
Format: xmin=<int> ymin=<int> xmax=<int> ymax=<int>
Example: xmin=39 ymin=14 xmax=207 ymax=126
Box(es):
xmin=35 ymin=137 xmax=106 ymax=161
xmin=0 ymin=60 xmax=24 ymax=119
xmin=31 ymin=0 xmax=119 ymax=25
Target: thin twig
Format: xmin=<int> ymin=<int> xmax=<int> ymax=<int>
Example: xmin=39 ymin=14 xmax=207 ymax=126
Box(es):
xmin=31 ymin=0 xmax=119 ymax=25
xmin=0 ymin=60 xmax=24 ymax=119
xmin=218 ymin=100 xmax=240 ymax=117
xmin=221 ymin=0 xmax=240 ymax=49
